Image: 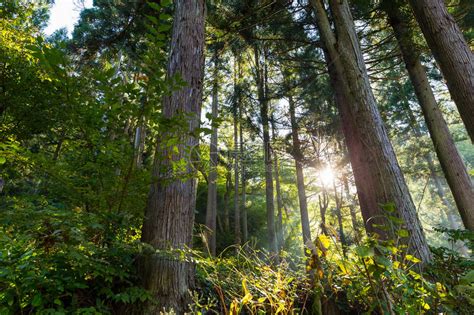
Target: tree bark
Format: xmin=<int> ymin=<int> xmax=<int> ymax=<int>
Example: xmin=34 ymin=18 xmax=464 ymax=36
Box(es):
xmin=240 ymin=91 xmax=248 ymax=244
xmin=223 ymin=167 xmax=231 ymax=233
xmin=310 ymin=0 xmax=431 ymax=262
xmin=205 ymin=50 xmax=219 ymax=256
xmin=319 ymin=189 xmax=329 ymax=235
xmin=254 ymin=44 xmax=278 ymax=256
xmin=233 ymin=109 xmax=241 ymax=246
xmin=333 ymin=180 xmax=346 ymax=255
xmin=343 ymin=176 xmax=361 ymax=242
xmin=272 ymin=118 xmax=284 ymax=251
xmin=139 ymin=1 xmax=205 ymax=313
xmin=384 ymin=0 xmax=474 ymax=231
xmin=408 ymin=0 xmax=474 ymax=142
xmin=289 ymin=95 xmax=312 ymax=247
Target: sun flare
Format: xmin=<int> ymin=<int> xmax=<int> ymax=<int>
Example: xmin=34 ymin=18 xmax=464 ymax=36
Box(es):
xmin=320 ymin=167 xmax=335 ymax=187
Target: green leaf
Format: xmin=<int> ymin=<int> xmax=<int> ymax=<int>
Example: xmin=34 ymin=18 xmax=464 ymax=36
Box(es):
xmin=355 ymin=245 xmax=374 ymax=257
xmin=159 ymin=13 xmax=172 ymax=20
xmin=374 ymin=256 xmax=392 ymax=268
xmin=460 ymin=270 xmax=474 ymax=285
xmin=396 ymin=229 xmax=409 ymax=238
xmin=0 ymin=156 xmax=6 ymax=164
xmin=161 ymin=0 xmax=172 ymax=7
xmin=32 ymin=293 xmax=42 ymax=307
xmin=147 ymin=1 xmax=161 ymax=11
xmin=145 ymin=15 xmax=159 ymax=25
xmin=405 ymin=254 xmax=421 ymax=264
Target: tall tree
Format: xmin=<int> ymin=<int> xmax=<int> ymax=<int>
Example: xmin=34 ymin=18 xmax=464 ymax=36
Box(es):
xmin=408 ymin=0 xmax=474 ymax=142
xmin=233 ymin=98 xmax=241 ymax=246
xmin=383 ymin=0 xmax=474 ymax=231
xmin=272 ymin=117 xmax=285 ymax=250
xmin=139 ymin=1 xmax=206 ymax=312
xmin=254 ymin=44 xmax=278 ymax=257
xmin=237 ymin=55 xmax=248 ymax=244
xmin=205 ymin=49 xmax=219 ymax=256
xmin=310 ymin=0 xmax=431 ymax=262
xmin=288 ymin=94 xmax=312 ymax=248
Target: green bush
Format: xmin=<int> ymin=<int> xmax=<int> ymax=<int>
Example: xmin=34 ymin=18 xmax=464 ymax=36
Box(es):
xmin=0 ymin=197 xmax=150 ymax=314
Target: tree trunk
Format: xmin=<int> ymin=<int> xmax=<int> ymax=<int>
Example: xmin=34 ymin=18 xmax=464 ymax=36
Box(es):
xmin=254 ymin=44 xmax=277 ymax=256
xmin=272 ymin=118 xmax=284 ymax=251
xmin=425 ymin=154 xmax=470 ymax=256
xmin=343 ymin=176 xmax=361 ymax=242
xmin=333 ymin=180 xmax=346 ymax=255
xmin=310 ymin=0 xmax=431 ymax=262
xmin=319 ymin=189 xmax=329 ymax=235
xmin=240 ymin=90 xmax=248 ymax=244
xmin=233 ymin=110 xmax=241 ymax=246
xmin=408 ymin=0 xmax=474 ymax=142
xmin=289 ymin=95 xmax=312 ymax=247
xmin=205 ymin=51 xmax=219 ymax=256
xmin=385 ymin=0 xmax=474 ymax=231
xmin=139 ymin=1 xmax=205 ymax=313
xmin=223 ymin=168 xmax=231 ymax=233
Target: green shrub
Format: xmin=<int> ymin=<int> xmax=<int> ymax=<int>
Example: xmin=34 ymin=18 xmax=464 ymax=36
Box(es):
xmin=0 ymin=197 xmax=150 ymax=314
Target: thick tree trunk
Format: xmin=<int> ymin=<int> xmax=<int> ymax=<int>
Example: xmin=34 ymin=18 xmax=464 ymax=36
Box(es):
xmin=385 ymin=1 xmax=474 ymax=231
xmin=139 ymin=1 xmax=205 ymax=313
xmin=408 ymin=0 xmax=474 ymax=142
xmin=205 ymin=51 xmax=219 ymax=256
xmin=311 ymin=0 xmax=431 ymax=262
xmin=272 ymin=118 xmax=284 ymax=251
xmin=254 ymin=44 xmax=277 ymax=256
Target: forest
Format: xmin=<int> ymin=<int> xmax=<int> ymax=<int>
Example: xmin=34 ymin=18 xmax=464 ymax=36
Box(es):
xmin=0 ymin=0 xmax=473 ymax=314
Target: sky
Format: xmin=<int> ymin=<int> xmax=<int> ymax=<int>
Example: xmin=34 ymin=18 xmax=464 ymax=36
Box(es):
xmin=44 ymin=0 xmax=93 ymax=36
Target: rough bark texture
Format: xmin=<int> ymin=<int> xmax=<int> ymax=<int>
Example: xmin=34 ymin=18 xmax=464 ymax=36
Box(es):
xmin=311 ymin=0 xmax=431 ymax=262
xmin=205 ymin=52 xmax=219 ymax=256
xmin=139 ymin=1 xmax=205 ymax=313
xmin=385 ymin=1 xmax=474 ymax=231
xmin=409 ymin=0 xmax=474 ymax=142
xmin=254 ymin=44 xmax=277 ymax=256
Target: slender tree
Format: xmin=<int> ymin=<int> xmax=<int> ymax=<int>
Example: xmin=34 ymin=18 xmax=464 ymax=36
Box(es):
xmin=254 ymin=44 xmax=278 ymax=256
xmin=233 ymin=94 xmax=241 ymax=246
xmin=288 ymin=95 xmax=312 ymax=248
xmin=408 ymin=0 xmax=474 ymax=142
xmin=272 ymin=117 xmax=285 ymax=250
xmin=205 ymin=49 xmax=219 ymax=256
xmin=140 ymin=1 xmax=206 ymax=312
xmin=238 ymin=57 xmax=248 ymax=244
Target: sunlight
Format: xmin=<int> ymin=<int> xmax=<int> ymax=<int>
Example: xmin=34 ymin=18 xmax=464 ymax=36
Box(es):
xmin=320 ymin=166 xmax=335 ymax=187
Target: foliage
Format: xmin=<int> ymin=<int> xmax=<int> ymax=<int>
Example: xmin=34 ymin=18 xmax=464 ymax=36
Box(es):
xmin=0 ymin=196 xmax=149 ymax=314
xmin=192 ymin=247 xmax=309 ymax=314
